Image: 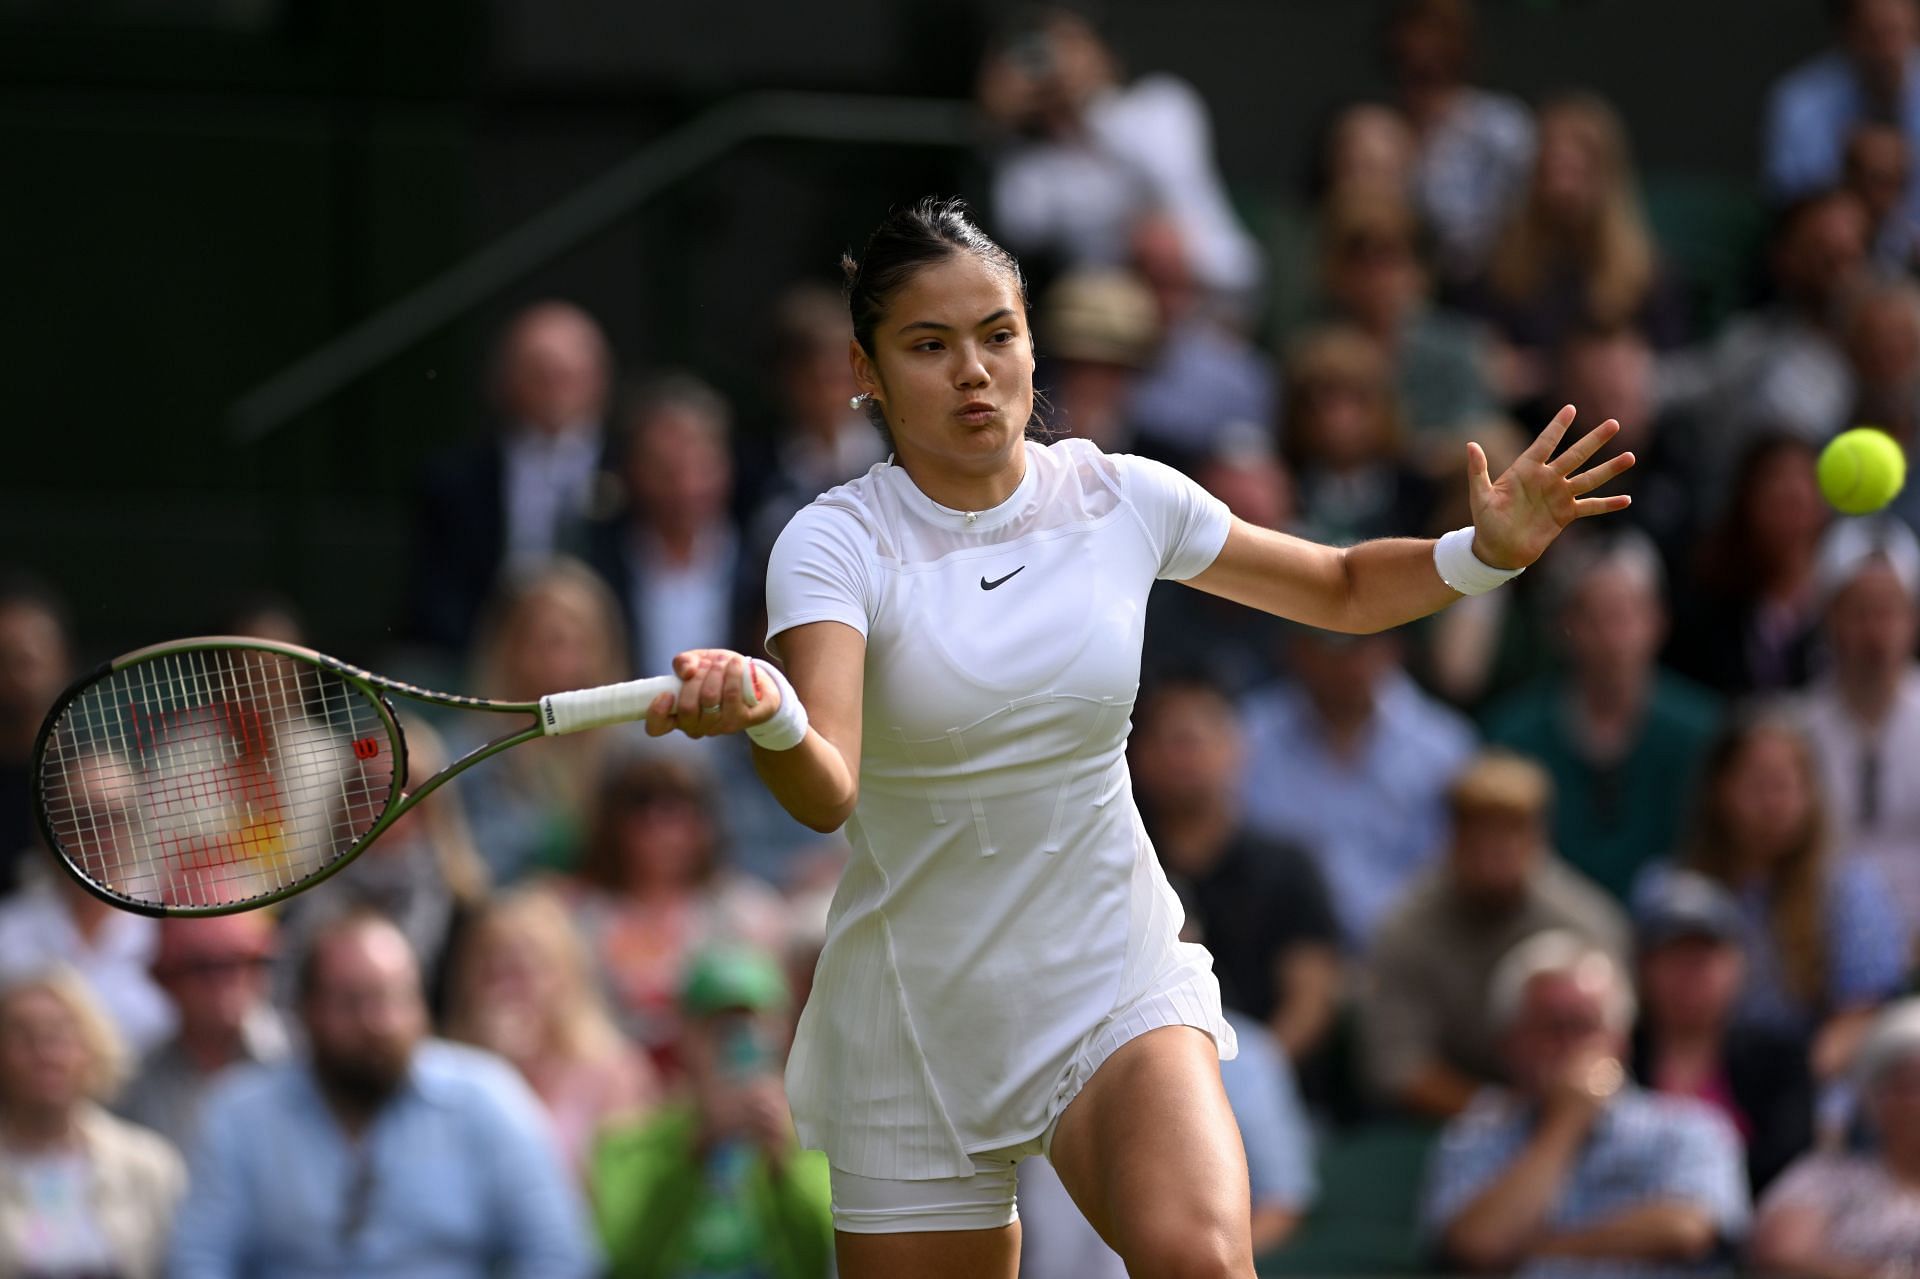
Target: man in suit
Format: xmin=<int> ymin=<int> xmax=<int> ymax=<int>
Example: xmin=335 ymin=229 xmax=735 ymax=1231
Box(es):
xmin=407 ymin=301 xmax=617 ymax=651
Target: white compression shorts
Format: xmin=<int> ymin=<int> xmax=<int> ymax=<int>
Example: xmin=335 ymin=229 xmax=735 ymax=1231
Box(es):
xmin=826 ymin=997 xmax=1228 ymax=1233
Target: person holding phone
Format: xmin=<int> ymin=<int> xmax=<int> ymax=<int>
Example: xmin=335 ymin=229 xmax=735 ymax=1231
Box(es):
xmin=589 ymin=945 xmax=833 ymax=1279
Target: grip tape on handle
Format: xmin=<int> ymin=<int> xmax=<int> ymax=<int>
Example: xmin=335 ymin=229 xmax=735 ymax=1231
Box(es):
xmin=539 ymin=676 xmax=680 ymax=736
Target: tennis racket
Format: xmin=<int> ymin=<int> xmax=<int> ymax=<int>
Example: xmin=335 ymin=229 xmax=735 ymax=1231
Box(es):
xmin=30 ymin=636 xmax=746 ymax=917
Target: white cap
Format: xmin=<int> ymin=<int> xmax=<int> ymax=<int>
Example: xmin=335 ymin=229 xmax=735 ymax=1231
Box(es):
xmin=1815 ymin=515 xmax=1920 ymax=609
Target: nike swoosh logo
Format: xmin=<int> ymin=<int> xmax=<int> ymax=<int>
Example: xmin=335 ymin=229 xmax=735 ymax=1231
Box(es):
xmin=980 ymin=566 xmax=1026 ymax=591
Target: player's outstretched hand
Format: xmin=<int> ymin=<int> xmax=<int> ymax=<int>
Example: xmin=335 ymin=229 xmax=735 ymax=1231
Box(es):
xmin=1467 ymin=404 xmax=1636 ymax=571
xmin=644 ymin=648 xmax=781 ymax=740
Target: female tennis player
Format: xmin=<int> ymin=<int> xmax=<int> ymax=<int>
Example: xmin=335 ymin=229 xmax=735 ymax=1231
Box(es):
xmin=643 ymin=196 xmax=1634 ymax=1279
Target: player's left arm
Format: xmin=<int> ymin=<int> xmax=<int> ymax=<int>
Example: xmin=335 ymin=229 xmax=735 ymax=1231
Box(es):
xmin=1186 ymin=405 xmax=1633 ymax=634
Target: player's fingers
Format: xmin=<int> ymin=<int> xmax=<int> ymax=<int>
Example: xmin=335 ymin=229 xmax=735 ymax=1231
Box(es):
xmin=1550 ymin=417 xmax=1620 ymax=476
xmin=1466 ymin=441 xmax=1494 ymax=505
xmin=1519 ymin=404 xmax=1576 ymax=464
xmin=719 ymin=657 xmax=750 ymax=724
xmin=696 ymin=660 xmax=728 ymax=724
xmin=1572 ymin=494 xmax=1633 ymax=518
xmin=643 ymin=692 xmax=678 ymax=738
xmin=1567 ymin=451 xmax=1636 ymax=495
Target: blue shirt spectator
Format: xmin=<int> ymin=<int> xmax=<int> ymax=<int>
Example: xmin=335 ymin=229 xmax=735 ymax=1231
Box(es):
xmin=1423 ymin=1087 xmax=1751 ymax=1279
xmin=1421 ymin=930 xmax=1750 ymax=1279
xmin=1766 ymin=0 xmax=1920 ymax=226
xmin=1240 ymin=635 xmax=1478 ymax=945
xmin=1220 ymin=1010 xmax=1317 ymax=1219
xmin=169 ymin=913 xmax=599 ymax=1279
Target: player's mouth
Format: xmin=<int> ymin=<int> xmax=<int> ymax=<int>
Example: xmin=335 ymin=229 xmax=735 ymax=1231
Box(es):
xmin=956 ymin=400 xmax=998 ymax=424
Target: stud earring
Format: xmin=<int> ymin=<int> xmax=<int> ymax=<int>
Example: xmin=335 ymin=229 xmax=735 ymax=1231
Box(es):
xmin=850 ymin=392 xmax=872 ymax=410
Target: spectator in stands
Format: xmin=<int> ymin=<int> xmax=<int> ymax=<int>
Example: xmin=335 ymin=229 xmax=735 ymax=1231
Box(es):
xmin=1141 ymin=426 xmax=1293 ymax=691
xmin=1665 ymin=709 xmax=1910 ymax=1081
xmin=1554 ymin=325 xmax=1697 ymax=562
xmin=1844 ymin=278 xmax=1920 ymax=459
xmin=1485 ymin=528 xmax=1722 ymax=900
xmin=1241 ymin=625 xmax=1477 ymax=944
xmin=1280 ymin=325 xmax=1440 ymax=546
xmin=1798 ymin=515 xmax=1920 ymax=936
xmin=1125 ymin=213 xmax=1277 ymax=463
xmin=169 ymin=910 xmax=599 ymax=1278
xmin=1363 ymin=753 xmax=1629 ymax=1120
xmin=1668 ymin=436 xmax=1829 ymax=697
xmin=562 ymin=752 xmax=786 ymax=1070
xmin=1630 ymin=870 xmax=1815 ymax=1195
xmin=0 ymin=575 xmax=71 ymax=896
xmin=458 ymin=558 xmax=629 ymax=882
xmin=445 ymin=885 xmax=659 ymax=1174
xmin=1319 ymin=193 xmax=1500 ymax=449
xmin=589 ymin=943 xmax=832 ymax=1279
xmin=1661 ymin=191 xmax=1869 ymax=483
xmin=118 ymin=915 xmax=287 ymax=1152
xmin=407 ymin=300 xmax=617 ymax=651
xmin=1321 ymin=101 xmax=1418 ymax=206
xmin=1132 ymin=677 xmax=1342 ymax=1064
xmin=586 ymin=373 xmax=757 ymax=681
xmin=215 ymin=590 xmax=306 ymax=646
xmin=1383 ymin=0 xmax=1534 ymax=285
xmin=276 ymin=717 xmax=488 ymax=1008
xmin=1752 ymin=997 xmax=1920 ymax=1273
xmin=1843 ymin=120 xmax=1920 ymax=272
xmin=0 ymin=868 xmax=174 ymax=1058
xmin=1463 ymin=93 xmax=1686 ymax=403
xmin=1034 ymin=267 xmax=1162 ymax=453
xmin=1766 ymin=0 xmax=1920 ymax=222
xmin=977 ymin=4 xmax=1262 ymax=305
xmin=0 ymin=968 xmax=183 ymax=1279
xmin=741 ymin=281 xmax=887 ymax=562
xmin=1421 ymin=931 xmax=1749 ymax=1274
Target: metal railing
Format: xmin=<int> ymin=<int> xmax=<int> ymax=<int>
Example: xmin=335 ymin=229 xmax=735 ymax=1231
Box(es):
xmin=227 ymin=91 xmax=978 ymax=443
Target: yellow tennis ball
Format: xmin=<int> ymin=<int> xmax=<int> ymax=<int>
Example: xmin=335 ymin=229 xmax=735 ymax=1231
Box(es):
xmin=1818 ymin=427 xmax=1907 ymax=515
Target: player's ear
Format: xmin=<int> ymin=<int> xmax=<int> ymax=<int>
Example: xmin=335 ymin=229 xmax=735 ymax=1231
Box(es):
xmin=849 ymin=339 xmax=883 ymax=405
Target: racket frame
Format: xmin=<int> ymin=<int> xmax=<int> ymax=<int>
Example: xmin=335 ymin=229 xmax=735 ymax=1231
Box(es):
xmin=32 ymin=636 xmax=550 ymax=917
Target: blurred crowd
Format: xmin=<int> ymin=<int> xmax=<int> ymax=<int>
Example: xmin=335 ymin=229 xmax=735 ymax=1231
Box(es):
xmin=9 ymin=0 xmax=1920 ymax=1275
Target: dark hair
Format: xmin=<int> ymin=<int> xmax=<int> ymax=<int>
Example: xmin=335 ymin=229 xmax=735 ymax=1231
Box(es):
xmin=576 ymin=752 xmax=722 ymax=893
xmin=840 ymin=196 xmax=1031 ymax=437
xmin=1134 ymin=672 xmax=1239 ymax=734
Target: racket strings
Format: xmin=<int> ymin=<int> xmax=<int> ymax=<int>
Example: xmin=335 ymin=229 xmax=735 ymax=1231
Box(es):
xmin=37 ymin=649 xmax=398 ymax=909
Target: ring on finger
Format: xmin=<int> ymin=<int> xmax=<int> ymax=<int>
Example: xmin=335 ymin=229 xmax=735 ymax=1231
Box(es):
xmin=700 ymin=704 xmax=723 ymax=715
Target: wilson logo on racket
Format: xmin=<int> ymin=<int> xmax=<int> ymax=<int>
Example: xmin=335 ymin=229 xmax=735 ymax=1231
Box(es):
xmin=352 ymin=737 xmax=381 ymax=759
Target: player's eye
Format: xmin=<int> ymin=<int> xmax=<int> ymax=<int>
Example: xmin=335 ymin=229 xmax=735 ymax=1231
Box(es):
xmin=914 ymin=340 xmax=943 ymax=352
xmin=991 ymin=330 xmax=1016 ymax=344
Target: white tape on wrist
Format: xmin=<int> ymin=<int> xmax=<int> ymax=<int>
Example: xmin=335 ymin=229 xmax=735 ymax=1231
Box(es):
xmin=1434 ymin=526 xmax=1525 ymax=596
xmin=745 ymin=658 xmax=809 ymax=751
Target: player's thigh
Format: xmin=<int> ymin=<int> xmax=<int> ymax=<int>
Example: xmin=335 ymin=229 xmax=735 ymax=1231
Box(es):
xmin=1048 ymin=1024 xmax=1256 ymax=1279
xmin=835 ymin=1223 xmax=1020 ymax=1279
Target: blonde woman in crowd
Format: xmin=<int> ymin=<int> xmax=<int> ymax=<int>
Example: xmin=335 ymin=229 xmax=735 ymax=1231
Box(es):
xmin=445 ymin=885 xmax=660 ymax=1173
xmin=562 ymin=752 xmax=788 ymax=1072
xmin=1662 ymin=710 xmax=1910 ymax=1081
xmin=1467 ymin=92 xmax=1685 ymax=391
xmin=462 ymin=557 xmax=632 ymax=882
xmin=0 ymin=968 xmax=183 ymax=1279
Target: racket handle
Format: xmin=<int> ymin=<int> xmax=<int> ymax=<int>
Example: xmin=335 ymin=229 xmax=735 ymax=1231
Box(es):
xmin=539 ymin=676 xmax=681 ymax=736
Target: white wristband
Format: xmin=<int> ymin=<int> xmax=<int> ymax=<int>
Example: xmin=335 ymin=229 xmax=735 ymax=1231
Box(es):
xmin=744 ymin=658 xmax=810 ymax=752
xmin=1434 ymin=526 xmax=1525 ymax=596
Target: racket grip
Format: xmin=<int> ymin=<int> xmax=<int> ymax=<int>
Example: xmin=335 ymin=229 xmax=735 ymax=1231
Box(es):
xmin=539 ymin=676 xmax=681 ymax=736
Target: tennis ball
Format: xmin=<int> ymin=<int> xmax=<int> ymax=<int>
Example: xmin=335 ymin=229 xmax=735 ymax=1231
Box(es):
xmin=1818 ymin=428 xmax=1907 ymax=515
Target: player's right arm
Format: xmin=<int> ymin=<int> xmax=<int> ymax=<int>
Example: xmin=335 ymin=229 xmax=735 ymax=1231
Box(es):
xmin=748 ymin=621 xmax=864 ymax=833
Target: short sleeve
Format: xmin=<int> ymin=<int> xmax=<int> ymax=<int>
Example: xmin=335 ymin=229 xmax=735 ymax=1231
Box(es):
xmin=1113 ymin=453 xmax=1232 ymax=581
xmin=764 ymin=503 xmax=877 ymax=659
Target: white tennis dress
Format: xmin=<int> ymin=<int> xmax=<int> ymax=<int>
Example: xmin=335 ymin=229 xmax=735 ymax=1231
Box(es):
xmin=765 ymin=436 xmax=1239 ymax=1181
